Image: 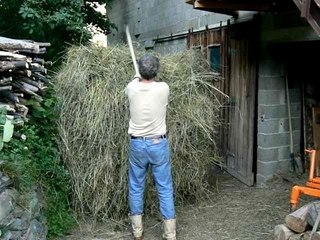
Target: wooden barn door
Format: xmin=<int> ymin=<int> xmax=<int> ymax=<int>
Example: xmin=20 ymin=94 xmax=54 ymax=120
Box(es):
xmin=226 ymin=25 xmax=257 ymax=186
xmin=187 ymin=23 xmax=257 ymax=185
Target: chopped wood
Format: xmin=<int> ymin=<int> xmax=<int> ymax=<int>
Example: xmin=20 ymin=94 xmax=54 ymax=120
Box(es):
xmin=16 ymin=69 xmax=32 ymax=77
xmin=289 ymin=233 xmax=306 ymax=239
xmin=17 ymin=97 xmax=27 ymax=105
xmin=0 ymin=61 xmax=29 ymax=71
xmin=18 ymin=77 xmax=43 ymax=89
xmin=302 ymin=231 xmax=310 ymax=240
xmin=0 ymin=86 xmax=12 ymax=91
xmin=44 ymin=61 xmax=53 ymax=67
xmin=303 ymin=231 xmax=320 ymax=240
xmin=17 ymin=49 xmax=45 ymax=56
xmin=39 ymin=86 xmax=48 ymax=92
xmin=311 ymin=231 xmax=320 ymax=240
xmin=15 ymin=104 xmax=28 ymax=117
xmin=12 ymin=82 xmax=40 ymax=97
xmin=0 ymin=77 xmax=12 ymax=85
xmin=0 ymin=51 xmax=27 ymax=60
xmin=32 ymin=58 xmax=45 ymax=65
xmin=30 ymin=65 xmax=47 ymax=75
xmin=36 ymin=42 xmax=51 ymax=47
xmin=0 ymin=90 xmax=19 ymax=103
xmin=0 ymin=36 xmax=51 ymax=124
xmin=286 ymin=202 xmax=312 ymax=233
xmin=21 ymin=82 xmax=39 ymax=92
xmin=0 ymin=37 xmax=40 ymax=53
xmin=13 ymin=93 xmax=23 ymax=98
xmin=33 ymin=72 xmax=49 ymax=83
xmin=307 ymin=201 xmax=320 ymax=231
xmin=39 ymin=47 xmax=46 ymax=53
xmin=275 ymin=224 xmax=296 ymax=240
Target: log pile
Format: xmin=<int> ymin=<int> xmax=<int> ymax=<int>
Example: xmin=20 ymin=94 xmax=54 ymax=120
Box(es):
xmin=0 ymin=36 xmax=51 ymax=123
xmin=275 ymin=201 xmax=320 ymax=240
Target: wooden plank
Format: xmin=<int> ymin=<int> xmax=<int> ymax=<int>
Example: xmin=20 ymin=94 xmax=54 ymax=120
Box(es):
xmin=307 ymin=0 xmax=320 ymax=35
xmin=301 ymin=0 xmax=311 ymax=17
xmin=226 ymin=24 xmax=255 ymax=186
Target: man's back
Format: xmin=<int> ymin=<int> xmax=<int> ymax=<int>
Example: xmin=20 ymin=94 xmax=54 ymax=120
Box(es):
xmin=126 ymin=79 xmax=169 ymax=137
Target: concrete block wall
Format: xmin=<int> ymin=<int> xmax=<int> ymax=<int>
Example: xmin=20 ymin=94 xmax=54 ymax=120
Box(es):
xmin=108 ymin=0 xmax=230 ymax=53
xmin=257 ymin=35 xmax=302 ymax=185
xmin=257 ymin=59 xmax=301 ymax=184
xmin=256 ymin=12 xmax=320 ymax=185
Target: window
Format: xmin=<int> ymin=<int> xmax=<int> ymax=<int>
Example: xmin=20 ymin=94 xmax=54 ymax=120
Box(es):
xmin=209 ymin=45 xmax=221 ymax=74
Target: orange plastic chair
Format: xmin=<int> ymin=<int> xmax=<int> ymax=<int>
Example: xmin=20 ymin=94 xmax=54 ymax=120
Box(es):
xmin=290 ymin=149 xmax=320 ymax=211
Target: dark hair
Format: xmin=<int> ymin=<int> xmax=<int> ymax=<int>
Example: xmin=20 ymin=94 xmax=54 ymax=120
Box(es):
xmin=138 ymin=55 xmax=160 ymax=80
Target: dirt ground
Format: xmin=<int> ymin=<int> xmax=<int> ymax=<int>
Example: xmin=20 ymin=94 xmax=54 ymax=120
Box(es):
xmin=61 ymin=170 xmax=310 ymax=240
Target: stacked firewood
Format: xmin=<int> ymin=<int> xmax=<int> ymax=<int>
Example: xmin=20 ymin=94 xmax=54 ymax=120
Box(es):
xmin=275 ymin=201 xmax=320 ymax=240
xmin=0 ymin=36 xmax=51 ymax=122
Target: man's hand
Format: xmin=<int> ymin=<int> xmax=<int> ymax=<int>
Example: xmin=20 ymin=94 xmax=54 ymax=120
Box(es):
xmin=133 ymin=74 xmax=141 ymax=80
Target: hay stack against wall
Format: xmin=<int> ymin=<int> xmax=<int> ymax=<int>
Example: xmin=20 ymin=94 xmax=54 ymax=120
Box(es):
xmin=55 ymin=45 xmax=225 ymax=220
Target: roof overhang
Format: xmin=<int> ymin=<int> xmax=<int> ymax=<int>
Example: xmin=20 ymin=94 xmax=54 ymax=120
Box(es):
xmin=186 ymin=0 xmax=320 ymax=35
xmin=186 ymin=0 xmax=296 ymax=16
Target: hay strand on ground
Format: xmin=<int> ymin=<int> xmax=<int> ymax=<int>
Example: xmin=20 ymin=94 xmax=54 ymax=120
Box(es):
xmin=55 ymin=44 xmax=225 ymax=220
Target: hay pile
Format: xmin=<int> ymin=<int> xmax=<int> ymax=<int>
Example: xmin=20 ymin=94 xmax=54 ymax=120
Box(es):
xmin=55 ymin=45 xmax=225 ymax=220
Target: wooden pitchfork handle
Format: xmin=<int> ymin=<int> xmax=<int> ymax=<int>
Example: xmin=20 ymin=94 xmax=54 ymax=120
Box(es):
xmin=125 ymin=25 xmax=139 ymax=77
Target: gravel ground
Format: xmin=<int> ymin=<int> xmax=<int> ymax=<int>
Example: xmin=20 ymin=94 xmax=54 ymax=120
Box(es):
xmin=61 ymin=170 xmax=310 ymax=240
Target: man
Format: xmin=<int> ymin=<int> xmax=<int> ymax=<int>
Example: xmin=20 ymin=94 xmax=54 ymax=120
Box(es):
xmin=125 ymin=55 xmax=176 ymax=240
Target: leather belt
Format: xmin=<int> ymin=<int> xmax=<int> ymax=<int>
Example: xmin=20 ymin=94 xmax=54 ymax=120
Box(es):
xmin=131 ymin=135 xmax=166 ymax=140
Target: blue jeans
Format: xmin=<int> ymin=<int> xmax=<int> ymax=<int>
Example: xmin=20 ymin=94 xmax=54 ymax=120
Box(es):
xmin=129 ymin=137 xmax=175 ymax=219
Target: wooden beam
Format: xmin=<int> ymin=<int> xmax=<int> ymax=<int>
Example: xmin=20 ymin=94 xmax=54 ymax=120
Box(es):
xmin=194 ymin=0 xmax=273 ymax=11
xmin=196 ymin=7 xmax=239 ymax=16
xmin=299 ymin=0 xmax=320 ymax=36
xmin=301 ymin=0 xmax=311 ymax=17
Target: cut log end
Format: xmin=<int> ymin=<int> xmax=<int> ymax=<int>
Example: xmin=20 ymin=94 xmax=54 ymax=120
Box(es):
xmin=285 ymin=203 xmax=312 ymax=233
xmin=286 ymin=214 xmax=308 ymax=233
xmin=275 ymin=224 xmax=296 ymax=240
xmin=311 ymin=232 xmax=320 ymax=240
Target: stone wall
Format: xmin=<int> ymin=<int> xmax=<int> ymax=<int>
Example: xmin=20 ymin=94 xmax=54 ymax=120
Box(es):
xmin=0 ymin=172 xmax=47 ymax=239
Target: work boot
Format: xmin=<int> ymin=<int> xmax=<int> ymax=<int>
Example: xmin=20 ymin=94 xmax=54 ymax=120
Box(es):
xmin=130 ymin=214 xmax=143 ymax=240
xmin=162 ymin=218 xmax=176 ymax=240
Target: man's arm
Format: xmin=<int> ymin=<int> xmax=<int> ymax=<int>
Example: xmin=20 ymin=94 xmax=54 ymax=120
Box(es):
xmin=125 ymin=74 xmax=141 ymax=96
